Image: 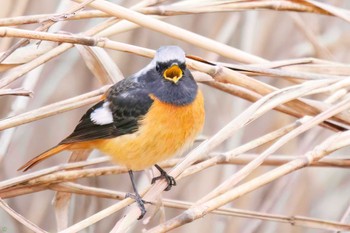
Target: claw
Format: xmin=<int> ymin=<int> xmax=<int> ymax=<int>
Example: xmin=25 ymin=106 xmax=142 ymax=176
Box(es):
xmin=125 ymin=192 xmax=148 ymax=220
xmin=152 ymin=164 xmax=177 ymax=191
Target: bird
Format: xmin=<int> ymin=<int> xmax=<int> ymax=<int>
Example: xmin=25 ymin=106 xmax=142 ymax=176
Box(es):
xmin=18 ymin=45 xmax=205 ymax=219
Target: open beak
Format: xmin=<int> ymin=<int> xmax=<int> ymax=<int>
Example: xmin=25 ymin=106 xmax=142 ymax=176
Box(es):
xmin=163 ymin=64 xmax=183 ymax=84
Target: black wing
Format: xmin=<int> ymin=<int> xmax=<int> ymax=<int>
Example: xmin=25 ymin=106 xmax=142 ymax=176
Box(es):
xmin=60 ymin=78 xmax=153 ymax=144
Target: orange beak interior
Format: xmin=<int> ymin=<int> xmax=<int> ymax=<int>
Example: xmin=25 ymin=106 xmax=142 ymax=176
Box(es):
xmin=163 ymin=65 xmax=183 ymax=83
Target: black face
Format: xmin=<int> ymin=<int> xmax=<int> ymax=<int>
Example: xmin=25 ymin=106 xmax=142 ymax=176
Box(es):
xmin=139 ymin=59 xmax=197 ymax=106
xmin=155 ymin=59 xmax=186 ymax=74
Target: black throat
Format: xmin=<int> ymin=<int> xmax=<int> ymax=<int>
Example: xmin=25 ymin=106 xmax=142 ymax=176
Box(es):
xmin=141 ymin=69 xmax=198 ymax=106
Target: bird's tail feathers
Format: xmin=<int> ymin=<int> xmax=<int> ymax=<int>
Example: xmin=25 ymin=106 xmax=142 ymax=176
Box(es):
xmin=18 ymin=144 xmax=69 ymax=172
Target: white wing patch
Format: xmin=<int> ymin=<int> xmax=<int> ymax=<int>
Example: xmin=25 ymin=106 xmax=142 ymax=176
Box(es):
xmin=90 ymin=101 xmax=114 ymax=125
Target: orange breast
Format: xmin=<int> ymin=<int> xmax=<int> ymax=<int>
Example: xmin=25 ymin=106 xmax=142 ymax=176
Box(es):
xmin=94 ymin=90 xmax=205 ymax=171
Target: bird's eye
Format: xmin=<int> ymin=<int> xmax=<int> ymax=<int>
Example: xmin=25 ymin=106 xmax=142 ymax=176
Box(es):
xmin=156 ymin=64 xmax=161 ymax=72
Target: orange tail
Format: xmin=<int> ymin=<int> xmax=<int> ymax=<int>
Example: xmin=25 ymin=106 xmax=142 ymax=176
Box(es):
xmin=18 ymin=144 xmax=70 ymax=172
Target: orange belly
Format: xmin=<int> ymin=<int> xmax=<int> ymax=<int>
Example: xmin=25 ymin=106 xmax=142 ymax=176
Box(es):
xmin=93 ymin=91 xmax=205 ymax=171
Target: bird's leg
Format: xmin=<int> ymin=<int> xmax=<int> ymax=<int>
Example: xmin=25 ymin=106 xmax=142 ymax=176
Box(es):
xmin=151 ymin=164 xmax=176 ymax=191
xmin=125 ymin=170 xmax=148 ymax=220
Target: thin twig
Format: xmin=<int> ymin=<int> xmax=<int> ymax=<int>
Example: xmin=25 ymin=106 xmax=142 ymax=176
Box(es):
xmin=0 ymin=198 xmax=48 ymax=233
xmin=0 ymin=10 xmax=109 ymax=26
xmin=147 ymin=130 xmax=350 ymax=232
xmin=1 ymin=31 xmax=349 ymax=129
xmin=72 ymin=0 xmax=267 ymax=64
xmin=196 ymin=94 xmax=350 ymax=205
xmin=0 ymin=85 xmax=110 ymax=131
xmin=0 ymin=88 xmax=33 ymax=97
xmin=0 ymin=0 xmax=96 ymax=63
xmin=49 ymin=182 xmax=350 ymax=232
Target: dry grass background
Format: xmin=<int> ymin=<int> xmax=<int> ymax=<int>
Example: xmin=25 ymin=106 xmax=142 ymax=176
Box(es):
xmin=1 ymin=0 xmax=350 ymax=232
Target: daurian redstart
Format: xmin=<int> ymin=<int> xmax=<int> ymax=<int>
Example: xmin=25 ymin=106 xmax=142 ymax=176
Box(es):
xmin=19 ymin=46 xmax=205 ymax=219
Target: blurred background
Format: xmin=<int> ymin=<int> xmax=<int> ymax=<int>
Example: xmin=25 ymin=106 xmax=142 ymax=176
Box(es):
xmin=1 ymin=0 xmax=350 ymax=232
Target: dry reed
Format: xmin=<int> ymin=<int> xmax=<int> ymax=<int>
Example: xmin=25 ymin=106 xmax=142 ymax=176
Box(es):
xmin=1 ymin=0 xmax=350 ymax=233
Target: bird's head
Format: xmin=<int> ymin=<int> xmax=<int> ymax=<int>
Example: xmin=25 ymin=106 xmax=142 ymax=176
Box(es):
xmin=134 ymin=45 xmax=197 ymax=105
xmin=153 ymin=46 xmax=186 ymax=84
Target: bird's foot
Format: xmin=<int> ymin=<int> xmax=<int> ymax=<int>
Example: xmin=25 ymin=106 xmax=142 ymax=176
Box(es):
xmin=125 ymin=192 xmax=150 ymax=220
xmin=151 ymin=164 xmax=176 ymax=191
